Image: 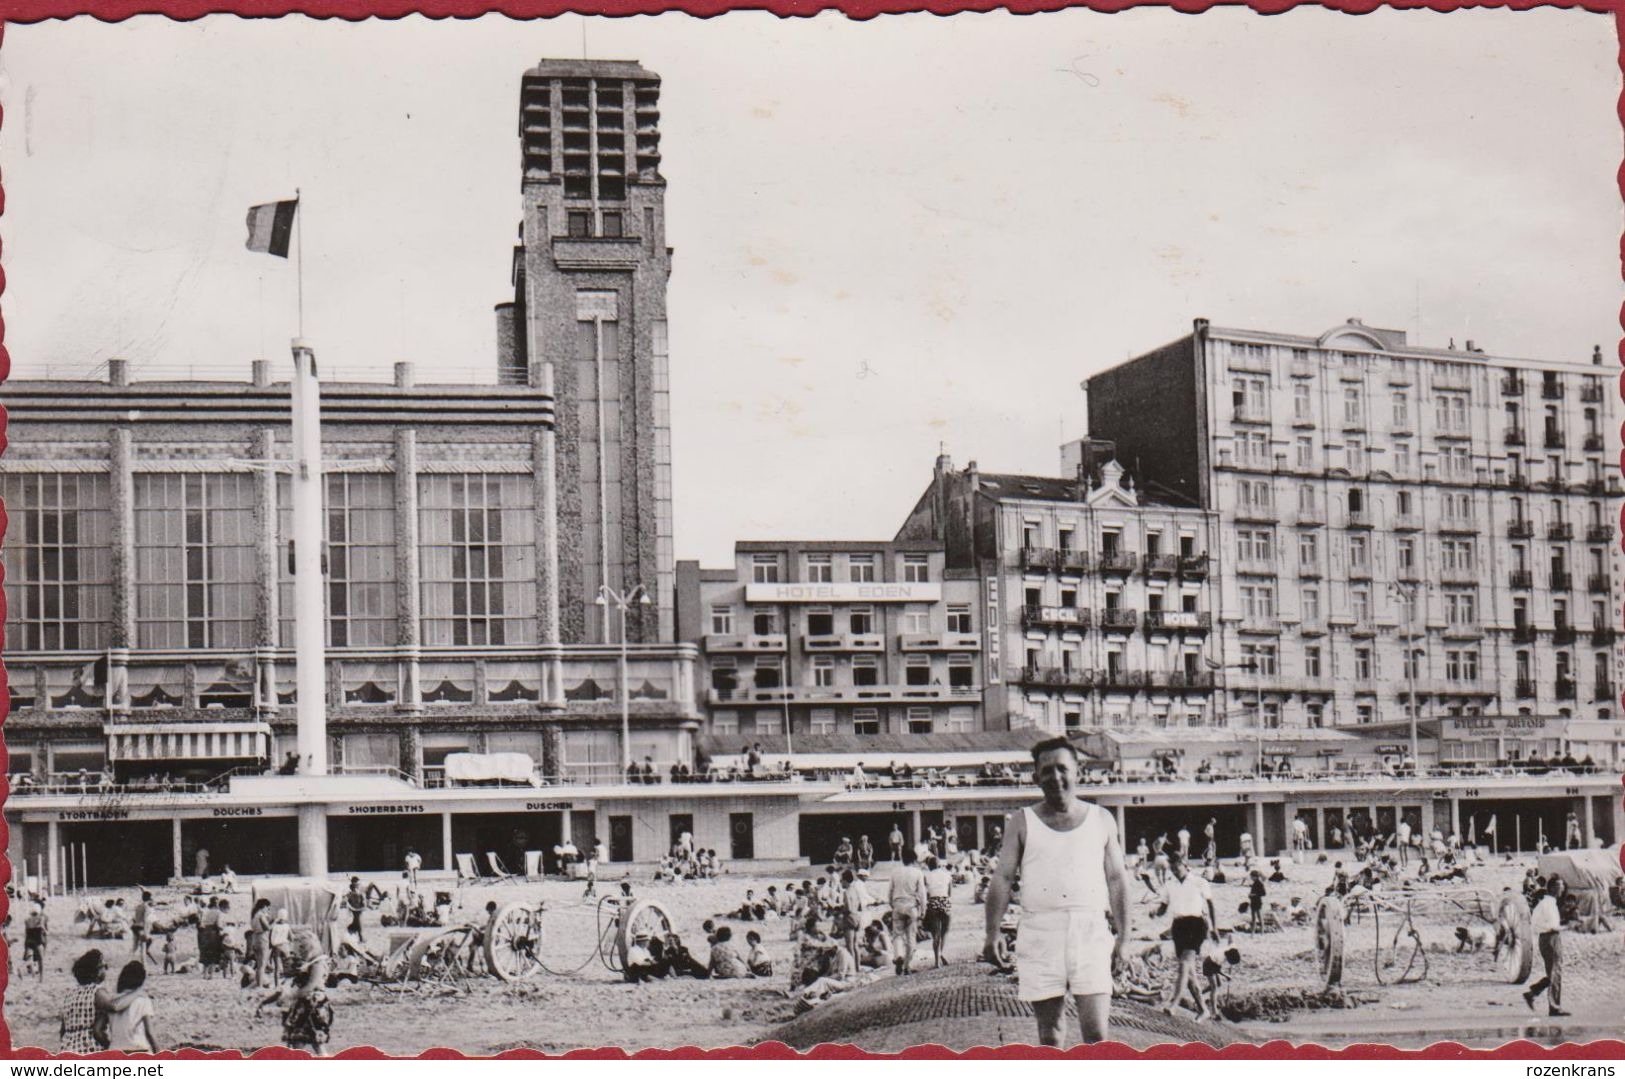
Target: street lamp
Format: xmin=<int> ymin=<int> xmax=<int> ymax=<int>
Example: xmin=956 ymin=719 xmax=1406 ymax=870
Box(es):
xmin=596 ymin=583 xmax=652 ymax=775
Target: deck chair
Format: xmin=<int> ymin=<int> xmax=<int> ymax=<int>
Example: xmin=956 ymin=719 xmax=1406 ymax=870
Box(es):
xmin=454 ymin=852 xmax=487 ymax=886
xmin=523 ymin=850 xmax=544 ymax=879
xmin=484 ymin=851 xmax=518 ymax=883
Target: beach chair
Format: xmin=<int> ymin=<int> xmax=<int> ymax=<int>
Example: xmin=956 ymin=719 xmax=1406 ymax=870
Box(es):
xmin=454 ymin=852 xmax=488 ymax=887
xmin=484 ymin=852 xmax=518 ymax=883
xmin=523 ymin=850 xmax=544 ymax=879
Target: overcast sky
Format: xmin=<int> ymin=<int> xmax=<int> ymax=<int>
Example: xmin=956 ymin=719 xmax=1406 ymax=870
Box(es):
xmin=1 ymin=11 xmax=1618 ymax=565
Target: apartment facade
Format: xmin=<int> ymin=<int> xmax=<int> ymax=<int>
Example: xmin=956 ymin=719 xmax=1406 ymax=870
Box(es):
xmin=1084 ymin=318 xmax=1623 ymax=759
xmin=675 ymin=542 xmax=985 ymax=741
xmin=897 ymin=449 xmax=1222 ymax=736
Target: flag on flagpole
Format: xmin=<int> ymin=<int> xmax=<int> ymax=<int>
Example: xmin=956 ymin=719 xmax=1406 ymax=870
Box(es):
xmin=71 ymin=655 xmax=108 ymax=693
xmin=246 ymin=199 xmax=298 ymax=258
xmin=222 ymin=656 xmax=257 ymax=685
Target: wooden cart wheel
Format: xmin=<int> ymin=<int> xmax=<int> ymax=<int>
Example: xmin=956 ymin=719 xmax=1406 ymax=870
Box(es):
xmin=1496 ymin=894 xmax=1534 ymax=984
xmin=484 ymin=902 xmax=547 ymax=983
xmin=1315 ymin=896 xmax=1345 ymax=990
xmin=613 ymin=898 xmax=674 ymax=979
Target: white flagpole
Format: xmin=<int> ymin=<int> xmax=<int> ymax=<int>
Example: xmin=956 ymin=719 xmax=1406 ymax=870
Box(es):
xmin=295 ymin=189 xmax=304 ymax=338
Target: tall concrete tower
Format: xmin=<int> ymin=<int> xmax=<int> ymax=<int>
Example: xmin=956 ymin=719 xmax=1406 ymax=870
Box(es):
xmin=497 ymin=59 xmax=675 ymax=645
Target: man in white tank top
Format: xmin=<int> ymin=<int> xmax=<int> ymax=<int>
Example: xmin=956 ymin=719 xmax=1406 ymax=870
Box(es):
xmin=983 ymin=737 xmax=1130 ymax=1045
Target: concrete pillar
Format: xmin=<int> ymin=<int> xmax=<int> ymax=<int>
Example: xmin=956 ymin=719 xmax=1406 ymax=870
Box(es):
xmin=45 ymin=820 xmax=59 ymax=893
xmin=912 ymin=809 xmax=922 ymax=849
xmin=298 ymin=805 xmax=329 ymax=878
xmin=1449 ymin=795 xmax=1461 ymax=839
xmin=172 ymin=818 xmax=184 ymax=882
xmin=110 ymin=429 xmax=135 ymax=649
xmin=441 ymin=810 xmax=455 ymax=873
xmin=1314 ymin=808 xmax=1326 ymax=850
xmin=1583 ymin=795 xmax=1596 ymax=846
xmin=1420 ymin=800 xmax=1435 ymax=842
xmin=1609 ymin=795 xmax=1625 ymax=848
xmin=395 ymin=430 xmax=423 ymax=717
xmin=561 ymin=808 xmax=574 ymax=850
xmin=1114 ymin=803 xmax=1126 ymax=836
xmin=534 ymin=430 xmax=561 ymax=646
xmin=1253 ymin=801 xmax=1266 ymax=854
xmin=254 ymin=429 xmax=279 ymax=651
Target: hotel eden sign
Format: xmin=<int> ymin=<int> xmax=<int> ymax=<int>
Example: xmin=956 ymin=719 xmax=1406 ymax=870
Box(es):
xmin=744 ymin=583 xmax=943 ymax=604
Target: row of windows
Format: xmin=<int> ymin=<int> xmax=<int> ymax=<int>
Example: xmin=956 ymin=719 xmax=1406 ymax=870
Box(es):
xmin=0 ymin=472 xmax=539 ymax=652
xmin=748 ymin=552 xmax=930 ymax=584
xmin=1231 ymin=367 xmax=1605 ymax=426
xmin=711 ymin=705 xmax=977 ymax=737
xmin=1018 ymin=522 xmax=1201 ymax=557
xmin=709 ymin=604 xmax=970 ymax=636
xmin=711 ymin=654 xmax=977 ymax=689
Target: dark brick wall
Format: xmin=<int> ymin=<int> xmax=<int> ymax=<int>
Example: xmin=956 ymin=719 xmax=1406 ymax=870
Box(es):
xmin=1085 ymin=332 xmax=1207 ymax=508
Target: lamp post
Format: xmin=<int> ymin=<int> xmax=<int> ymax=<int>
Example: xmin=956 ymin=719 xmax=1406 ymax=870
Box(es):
xmin=1389 ymin=580 xmax=1424 ymax=777
xmin=596 ymin=584 xmax=651 ymax=775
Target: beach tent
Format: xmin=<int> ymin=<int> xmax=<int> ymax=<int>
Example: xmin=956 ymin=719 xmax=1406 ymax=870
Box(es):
xmin=252 ymin=877 xmax=342 ymax=954
xmin=1537 ymin=847 xmax=1623 ymax=933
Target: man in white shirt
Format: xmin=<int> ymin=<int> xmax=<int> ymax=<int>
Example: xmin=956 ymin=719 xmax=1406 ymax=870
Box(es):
xmin=983 ymin=738 xmax=1130 ymax=1046
xmin=1162 ymin=854 xmax=1217 ymax=1021
xmin=1395 ymin=819 xmax=1412 ymax=867
xmin=887 ymin=847 xmax=928 ymax=975
xmin=1177 ymin=826 xmax=1191 ymax=860
xmin=1523 ymin=878 xmax=1570 ymax=1016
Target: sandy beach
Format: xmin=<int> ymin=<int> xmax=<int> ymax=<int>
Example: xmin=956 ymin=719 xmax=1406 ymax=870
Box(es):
xmin=6 ymin=851 xmax=1620 ymax=1053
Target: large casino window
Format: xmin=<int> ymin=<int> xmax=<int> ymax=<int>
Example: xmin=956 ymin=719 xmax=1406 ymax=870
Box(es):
xmin=0 ymin=473 xmax=113 ymax=651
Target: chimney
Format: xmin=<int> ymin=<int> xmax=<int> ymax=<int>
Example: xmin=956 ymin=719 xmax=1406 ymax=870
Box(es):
xmin=394 ymin=362 xmax=415 ymax=388
xmin=107 ymin=358 xmax=129 ymax=387
xmin=251 ymin=359 xmax=272 ymax=387
xmin=1593 ymin=345 xmax=1603 ymax=366
xmin=1464 ymin=340 xmax=1475 ymax=353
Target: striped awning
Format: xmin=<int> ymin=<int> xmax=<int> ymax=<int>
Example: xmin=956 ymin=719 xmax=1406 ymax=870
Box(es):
xmin=106 ymin=723 xmax=271 ymax=762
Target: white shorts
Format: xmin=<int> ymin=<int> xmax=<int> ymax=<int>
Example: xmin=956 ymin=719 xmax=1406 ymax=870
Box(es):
xmin=1015 ymin=908 xmax=1114 ymax=1002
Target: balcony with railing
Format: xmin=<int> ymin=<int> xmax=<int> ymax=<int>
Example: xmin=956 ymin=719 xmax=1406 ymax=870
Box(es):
xmin=1542 ymin=380 xmax=1564 ymax=401
xmin=1441 ymin=622 xmax=1484 ymax=640
xmin=1584 ymin=433 xmax=1605 ymax=452
xmin=1097 ymin=551 xmax=1138 ymax=576
xmin=1507 ymin=519 xmax=1534 ymax=539
xmin=1503 ymin=427 xmax=1526 ymax=447
xmin=1500 ymin=374 xmax=1525 ymax=396
xmin=1438 ymin=517 xmax=1480 ymax=536
xmin=1589 ymin=573 xmax=1611 ymax=594
xmin=1586 ymin=523 xmax=1614 ymax=543
xmin=1551 ymin=570 xmax=1574 ymax=591
xmin=1057 ymin=549 xmax=1092 ymax=574
xmin=1293 ymin=506 xmax=1326 ymax=528
xmin=1514 ymin=678 xmax=1536 ymax=699
xmin=1022 ymin=605 xmax=1092 ymax=631
xmin=1556 ymin=677 xmax=1577 ymax=701
xmin=1544 ymin=429 xmax=1565 ymax=449
xmin=1143 ymin=611 xmax=1212 ymax=635
xmin=1592 ymin=623 xmax=1618 ymax=644
xmin=1154 ymin=670 xmax=1217 ymax=693
xmin=1553 ymin=621 xmax=1578 ymax=645
xmin=802 ymin=633 xmax=886 ymax=653
xmin=1179 ymin=554 xmax=1211 ymax=578
xmin=1098 ymin=668 xmax=1147 ymax=692
xmin=1511 ymin=622 xmax=1536 ymax=643
xmin=1581 ymin=383 xmax=1604 ymax=403
xmin=1232 ymin=503 xmax=1279 ymax=524
xmin=1232 ymin=404 xmax=1273 ymax=424
xmin=1143 ymin=553 xmax=1179 ymax=577
xmin=1548 ymin=520 xmax=1575 ymax=540
xmin=1593 ymin=679 xmax=1615 ymax=703
xmin=1584 ymin=478 xmax=1610 ymax=496
xmin=1013 ymin=666 xmax=1093 ymax=690
xmin=1506 ymin=471 xmax=1531 ymax=490
xmin=1346 ymin=508 xmax=1374 ymax=529
xmin=1391 ymin=513 xmax=1423 ymax=532
xmin=1020 ymin=546 xmax=1060 ymax=572
xmin=1098 ymin=608 xmax=1140 ymax=633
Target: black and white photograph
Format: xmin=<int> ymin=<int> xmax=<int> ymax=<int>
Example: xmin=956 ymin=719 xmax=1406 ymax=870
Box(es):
xmin=0 ymin=8 xmax=1621 ymax=1055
